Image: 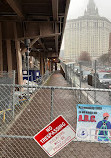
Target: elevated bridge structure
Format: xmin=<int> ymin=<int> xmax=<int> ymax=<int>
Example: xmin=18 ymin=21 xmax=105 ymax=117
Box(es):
xmin=0 ymin=0 xmax=70 ymax=84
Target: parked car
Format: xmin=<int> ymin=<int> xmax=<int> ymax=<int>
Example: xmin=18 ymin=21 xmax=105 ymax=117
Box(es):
xmin=108 ymin=84 xmax=111 ymax=100
xmin=92 ymin=72 xmax=111 ymax=88
xmin=88 ymin=72 xmax=111 ymax=88
xmin=98 ymin=72 xmax=111 ymax=88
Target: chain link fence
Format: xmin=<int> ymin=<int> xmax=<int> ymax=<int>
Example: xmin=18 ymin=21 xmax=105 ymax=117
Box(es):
xmin=0 ymin=84 xmax=111 ymax=158
xmin=0 ymin=71 xmax=15 ymax=127
xmin=0 ymin=71 xmax=15 ymax=84
xmin=61 ymin=61 xmax=111 ymax=104
xmin=61 ymin=60 xmax=111 ymax=86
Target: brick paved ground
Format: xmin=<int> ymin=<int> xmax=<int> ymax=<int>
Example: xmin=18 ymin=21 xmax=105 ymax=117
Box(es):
xmin=0 ymin=71 xmax=111 ymax=158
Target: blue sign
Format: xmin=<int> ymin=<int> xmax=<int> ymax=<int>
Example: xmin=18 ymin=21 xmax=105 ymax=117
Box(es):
xmin=22 ymin=70 xmax=41 ymax=81
xmin=76 ymin=104 xmax=111 ymax=143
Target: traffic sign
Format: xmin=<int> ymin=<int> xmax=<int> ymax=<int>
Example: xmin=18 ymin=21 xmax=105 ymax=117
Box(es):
xmin=34 ymin=115 xmax=76 ymax=157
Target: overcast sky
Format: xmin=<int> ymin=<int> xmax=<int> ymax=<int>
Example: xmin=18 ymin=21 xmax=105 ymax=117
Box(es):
xmin=61 ymin=0 xmax=111 ymax=50
xmin=67 ymin=0 xmax=111 ymax=21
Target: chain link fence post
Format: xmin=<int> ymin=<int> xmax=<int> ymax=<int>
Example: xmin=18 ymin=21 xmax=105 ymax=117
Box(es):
xmin=73 ymin=64 xmax=75 ymax=87
xmin=12 ymin=70 xmax=15 ymax=118
xmin=79 ymin=62 xmax=82 ymax=102
xmin=51 ymin=87 xmax=54 ymax=121
xmin=68 ymin=65 xmax=69 ymax=83
xmin=70 ymin=64 xmax=72 ymax=85
xmin=94 ymin=60 xmax=97 ymax=104
xmin=65 ymin=64 xmax=67 ymax=80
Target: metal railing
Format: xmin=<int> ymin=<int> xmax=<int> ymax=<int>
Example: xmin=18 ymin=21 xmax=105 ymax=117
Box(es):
xmin=60 ymin=61 xmax=111 ymax=105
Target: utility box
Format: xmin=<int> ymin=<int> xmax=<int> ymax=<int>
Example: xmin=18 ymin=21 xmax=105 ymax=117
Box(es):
xmin=88 ymin=74 xmax=93 ymax=86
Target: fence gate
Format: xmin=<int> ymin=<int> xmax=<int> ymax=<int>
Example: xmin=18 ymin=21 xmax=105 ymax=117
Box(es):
xmin=0 ymin=85 xmax=111 ymax=158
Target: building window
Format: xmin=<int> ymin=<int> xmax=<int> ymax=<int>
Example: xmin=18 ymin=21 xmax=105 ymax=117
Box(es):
xmin=87 ymin=22 xmax=88 ymax=27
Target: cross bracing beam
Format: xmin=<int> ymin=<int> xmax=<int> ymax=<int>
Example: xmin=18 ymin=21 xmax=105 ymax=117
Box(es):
xmin=5 ymin=0 xmax=24 ymax=19
xmin=21 ymin=37 xmax=39 ymax=55
xmin=38 ymin=39 xmax=47 ymax=52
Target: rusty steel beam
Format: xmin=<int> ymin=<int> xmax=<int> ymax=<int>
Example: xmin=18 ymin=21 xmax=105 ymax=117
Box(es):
xmin=14 ymin=22 xmax=23 ymax=85
xmin=46 ymin=52 xmax=58 ymax=58
xmin=30 ymin=51 xmax=58 ymax=58
xmin=55 ymin=23 xmax=59 ymax=53
xmin=2 ymin=21 xmax=60 ymax=40
xmin=0 ymin=23 xmax=3 ymax=72
xmin=21 ymin=21 xmax=59 ymax=39
xmin=55 ymin=35 xmax=58 ymax=53
xmin=38 ymin=39 xmax=47 ymax=52
xmin=19 ymin=33 xmax=60 ymax=40
xmin=5 ymin=0 xmax=24 ymax=19
xmin=52 ymin=0 xmax=58 ymax=21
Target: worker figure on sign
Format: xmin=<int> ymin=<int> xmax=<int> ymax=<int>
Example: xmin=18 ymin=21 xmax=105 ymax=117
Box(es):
xmin=95 ymin=113 xmax=111 ymax=141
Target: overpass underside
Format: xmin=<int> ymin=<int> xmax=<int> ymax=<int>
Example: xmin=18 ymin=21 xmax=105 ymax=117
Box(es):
xmin=0 ymin=0 xmax=70 ymax=84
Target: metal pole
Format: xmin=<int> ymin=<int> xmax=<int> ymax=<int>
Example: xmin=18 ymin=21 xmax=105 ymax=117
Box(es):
xmin=65 ymin=64 xmax=67 ymax=80
xmin=70 ymin=64 xmax=72 ymax=85
xmin=51 ymin=88 xmax=54 ymax=121
xmin=87 ymin=93 xmax=88 ymax=104
xmin=24 ymin=39 xmax=30 ymax=98
xmin=27 ymin=48 xmax=30 ymax=97
xmin=79 ymin=63 xmax=82 ymax=88
xmin=94 ymin=60 xmax=97 ymax=104
xmin=73 ymin=64 xmax=75 ymax=87
xmin=70 ymin=64 xmax=71 ymax=84
xmin=79 ymin=63 xmax=82 ymax=102
xmin=12 ymin=70 xmax=15 ymax=118
xmin=68 ymin=65 xmax=69 ymax=82
xmin=67 ymin=65 xmax=69 ymax=82
xmin=71 ymin=64 xmax=73 ymax=86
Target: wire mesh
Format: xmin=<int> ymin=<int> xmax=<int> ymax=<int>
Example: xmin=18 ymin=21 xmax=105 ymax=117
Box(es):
xmin=0 ymin=83 xmax=111 ymax=158
xmin=0 ymin=71 xmax=15 ymax=84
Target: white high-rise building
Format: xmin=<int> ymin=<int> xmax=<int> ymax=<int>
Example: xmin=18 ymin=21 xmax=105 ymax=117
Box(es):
xmin=64 ymin=0 xmax=111 ymax=61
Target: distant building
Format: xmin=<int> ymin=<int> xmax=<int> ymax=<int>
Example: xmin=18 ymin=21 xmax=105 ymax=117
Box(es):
xmin=64 ymin=0 xmax=111 ymax=61
xmin=109 ymin=33 xmax=111 ymax=54
xmin=60 ymin=50 xmax=64 ymax=59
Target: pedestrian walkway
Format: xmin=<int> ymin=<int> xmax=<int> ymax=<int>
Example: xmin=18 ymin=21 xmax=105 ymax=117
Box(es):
xmin=0 ymin=71 xmax=111 ymax=158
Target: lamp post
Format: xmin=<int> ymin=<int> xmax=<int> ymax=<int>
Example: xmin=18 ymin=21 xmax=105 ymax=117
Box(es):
xmin=24 ymin=39 xmax=30 ymax=97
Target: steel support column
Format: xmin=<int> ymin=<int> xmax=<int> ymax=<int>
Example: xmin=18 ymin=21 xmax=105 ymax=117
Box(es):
xmin=51 ymin=60 xmax=53 ymax=72
xmin=14 ymin=23 xmax=23 ymax=85
xmin=40 ymin=56 xmax=44 ymax=76
xmin=15 ymin=40 xmax=23 ymax=85
xmin=0 ymin=23 xmax=3 ymax=73
xmin=6 ymin=40 xmax=12 ymax=73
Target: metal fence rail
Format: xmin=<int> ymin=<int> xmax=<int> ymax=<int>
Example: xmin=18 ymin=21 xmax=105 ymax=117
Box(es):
xmin=0 ymin=85 xmax=111 ymax=158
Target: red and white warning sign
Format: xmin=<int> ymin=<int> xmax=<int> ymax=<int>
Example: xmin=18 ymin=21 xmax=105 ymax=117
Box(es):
xmin=33 ymin=115 xmax=76 ymax=157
